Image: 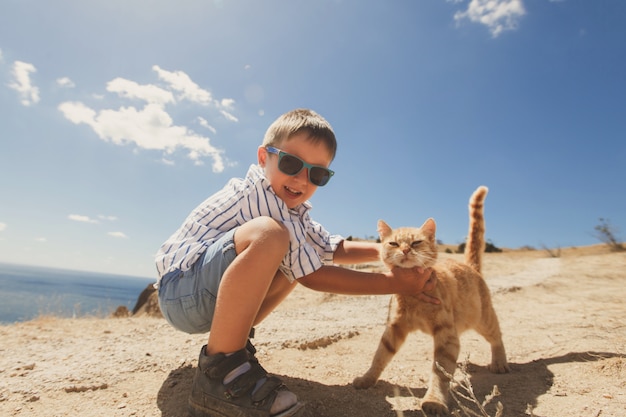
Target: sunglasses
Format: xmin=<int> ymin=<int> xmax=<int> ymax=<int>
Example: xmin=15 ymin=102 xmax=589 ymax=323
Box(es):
xmin=265 ymin=146 xmax=335 ymax=187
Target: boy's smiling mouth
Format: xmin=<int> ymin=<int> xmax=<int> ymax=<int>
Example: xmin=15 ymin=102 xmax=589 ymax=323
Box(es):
xmin=285 ymin=186 xmax=302 ymax=196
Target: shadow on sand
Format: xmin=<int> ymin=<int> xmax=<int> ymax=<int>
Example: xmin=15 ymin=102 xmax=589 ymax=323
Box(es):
xmin=157 ymin=351 xmax=624 ymax=417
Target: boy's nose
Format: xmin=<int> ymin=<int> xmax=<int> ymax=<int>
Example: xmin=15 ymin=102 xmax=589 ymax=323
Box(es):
xmin=295 ymin=168 xmax=309 ymax=184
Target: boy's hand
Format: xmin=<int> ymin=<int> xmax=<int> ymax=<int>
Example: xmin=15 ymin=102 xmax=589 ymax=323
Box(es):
xmin=417 ymin=272 xmax=439 ymax=304
xmin=390 ymin=266 xmax=440 ymax=304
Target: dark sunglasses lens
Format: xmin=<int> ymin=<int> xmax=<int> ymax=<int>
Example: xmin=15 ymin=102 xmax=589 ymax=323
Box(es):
xmin=310 ymin=167 xmax=331 ymax=186
xmin=278 ymin=154 xmax=304 ymax=175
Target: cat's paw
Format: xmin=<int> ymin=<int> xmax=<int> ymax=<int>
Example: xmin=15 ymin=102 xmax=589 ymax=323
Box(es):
xmin=421 ymin=387 xmax=449 ymax=416
xmin=488 ymin=359 xmax=510 ymax=374
xmin=352 ymin=375 xmax=376 ymax=389
xmin=420 ymin=399 xmax=449 ymax=416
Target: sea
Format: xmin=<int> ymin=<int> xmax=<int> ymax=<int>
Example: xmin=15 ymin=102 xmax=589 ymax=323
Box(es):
xmin=0 ymin=262 xmax=156 ymax=324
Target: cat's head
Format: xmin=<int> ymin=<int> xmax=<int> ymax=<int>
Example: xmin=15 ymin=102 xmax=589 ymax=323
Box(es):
xmin=377 ymin=218 xmax=438 ymax=269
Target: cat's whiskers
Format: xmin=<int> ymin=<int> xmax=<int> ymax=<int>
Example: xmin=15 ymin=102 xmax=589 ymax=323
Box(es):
xmin=416 ymin=252 xmax=437 ymax=267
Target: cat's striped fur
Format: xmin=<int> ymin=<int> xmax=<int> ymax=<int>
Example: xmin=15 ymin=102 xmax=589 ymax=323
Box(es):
xmin=353 ymin=186 xmax=509 ymax=415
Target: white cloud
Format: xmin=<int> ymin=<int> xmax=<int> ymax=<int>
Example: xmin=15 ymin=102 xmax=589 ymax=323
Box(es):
xmin=58 ymin=66 xmax=233 ymax=172
xmin=220 ymin=98 xmax=235 ymax=110
xmin=59 ymin=101 xmax=225 ymax=171
xmin=0 ymin=222 xmax=6 ymax=232
xmin=108 ymin=231 xmax=128 ymax=239
xmin=220 ymin=110 xmax=239 ymax=123
xmin=59 ymin=101 xmax=96 ymax=124
xmin=35 ymin=237 xmax=47 ymax=243
xmin=107 ymin=77 xmax=174 ymax=105
xmin=57 ymin=77 xmax=76 ymax=88
xmin=0 ymin=49 xmax=4 ymax=63
xmin=198 ymin=117 xmax=217 ymax=134
xmin=98 ymin=215 xmax=118 ymax=221
xmin=153 ymin=65 xmax=213 ymax=105
xmin=453 ymin=0 xmax=526 ymax=37
xmin=219 ymin=99 xmax=238 ymax=122
xmin=68 ymin=214 xmax=99 ymax=224
xmin=8 ymin=61 xmax=41 ymax=106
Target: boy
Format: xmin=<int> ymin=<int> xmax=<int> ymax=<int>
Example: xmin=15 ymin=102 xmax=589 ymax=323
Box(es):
xmin=155 ymin=109 xmax=435 ymax=417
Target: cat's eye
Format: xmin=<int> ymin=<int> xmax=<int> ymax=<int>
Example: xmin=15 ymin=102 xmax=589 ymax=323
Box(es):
xmin=411 ymin=240 xmax=423 ymax=248
xmin=388 ymin=242 xmax=400 ymax=248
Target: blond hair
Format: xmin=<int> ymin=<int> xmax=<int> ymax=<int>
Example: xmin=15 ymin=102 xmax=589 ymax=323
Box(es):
xmin=261 ymin=109 xmax=337 ymax=160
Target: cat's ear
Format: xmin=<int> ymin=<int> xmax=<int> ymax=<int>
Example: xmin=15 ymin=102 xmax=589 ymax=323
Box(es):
xmin=377 ymin=220 xmax=392 ymax=239
xmin=421 ymin=218 xmax=437 ymax=236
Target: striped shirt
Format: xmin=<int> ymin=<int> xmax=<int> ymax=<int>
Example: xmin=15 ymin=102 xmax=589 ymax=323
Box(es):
xmin=155 ymin=164 xmax=343 ymax=283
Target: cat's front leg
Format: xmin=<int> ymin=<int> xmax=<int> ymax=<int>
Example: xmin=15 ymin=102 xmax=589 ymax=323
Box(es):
xmin=420 ymin=328 xmax=460 ymax=415
xmin=353 ymin=320 xmax=410 ymax=389
xmin=488 ymin=343 xmax=510 ymax=374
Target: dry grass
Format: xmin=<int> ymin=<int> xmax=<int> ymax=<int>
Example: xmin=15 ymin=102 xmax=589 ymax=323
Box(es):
xmin=391 ymin=360 xmax=508 ymax=417
xmin=443 ymin=362 xmax=504 ymax=417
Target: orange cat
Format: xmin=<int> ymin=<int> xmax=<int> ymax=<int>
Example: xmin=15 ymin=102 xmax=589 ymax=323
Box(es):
xmin=353 ymin=186 xmax=509 ymax=415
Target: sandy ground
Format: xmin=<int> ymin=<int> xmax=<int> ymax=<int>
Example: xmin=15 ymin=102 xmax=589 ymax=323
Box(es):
xmin=1 ymin=245 xmax=625 ymax=417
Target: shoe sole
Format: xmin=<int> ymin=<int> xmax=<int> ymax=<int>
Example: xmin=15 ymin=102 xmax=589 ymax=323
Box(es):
xmin=188 ymin=400 xmax=305 ymax=417
xmin=273 ymin=401 xmax=305 ymax=417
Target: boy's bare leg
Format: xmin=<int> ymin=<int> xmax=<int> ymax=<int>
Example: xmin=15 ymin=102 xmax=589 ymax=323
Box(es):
xmin=207 ymin=216 xmax=290 ymax=355
xmin=254 ymin=273 xmax=297 ymax=325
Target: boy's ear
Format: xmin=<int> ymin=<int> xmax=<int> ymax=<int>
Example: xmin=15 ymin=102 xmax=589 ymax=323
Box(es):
xmin=257 ymin=146 xmax=267 ymax=167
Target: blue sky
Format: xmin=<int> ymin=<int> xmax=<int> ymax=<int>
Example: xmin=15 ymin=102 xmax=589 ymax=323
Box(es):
xmin=1 ymin=0 xmax=624 ymax=278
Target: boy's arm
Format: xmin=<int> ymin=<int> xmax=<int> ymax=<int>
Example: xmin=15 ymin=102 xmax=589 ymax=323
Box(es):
xmin=332 ymin=240 xmax=380 ymax=265
xmin=297 ymin=264 xmax=435 ymax=297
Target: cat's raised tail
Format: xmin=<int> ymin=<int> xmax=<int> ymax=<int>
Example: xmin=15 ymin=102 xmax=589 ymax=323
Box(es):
xmin=465 ymin=186 xmax=488 ymax=273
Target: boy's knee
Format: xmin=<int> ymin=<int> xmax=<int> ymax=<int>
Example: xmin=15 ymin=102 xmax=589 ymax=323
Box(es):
xmin=255 ymin=218 xmax=290 ymax=254
xmin=240 ymin=217 xmax=290 ymax=253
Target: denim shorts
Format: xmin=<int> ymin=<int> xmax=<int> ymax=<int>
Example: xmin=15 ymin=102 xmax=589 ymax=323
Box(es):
xmin=158 ymin=228 xmax=238 ymax=334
